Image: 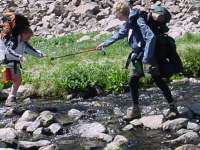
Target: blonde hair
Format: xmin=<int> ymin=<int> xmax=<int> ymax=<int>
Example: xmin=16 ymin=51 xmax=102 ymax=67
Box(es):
xmin=113 ymin=0 xmax=130 ymax=17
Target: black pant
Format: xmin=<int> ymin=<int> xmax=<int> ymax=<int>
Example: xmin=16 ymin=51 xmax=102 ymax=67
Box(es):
xmin=129 ymin=75 xmax=174 ymax=105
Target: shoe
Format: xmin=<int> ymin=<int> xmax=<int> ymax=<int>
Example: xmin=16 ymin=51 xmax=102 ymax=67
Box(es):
xmin=165 ymin=104 xmax=179 ymax=120
xmin=5 ymin=96 xmax=17 ymax=107
xmin=123 ymin=106 xmax=141 ymax=122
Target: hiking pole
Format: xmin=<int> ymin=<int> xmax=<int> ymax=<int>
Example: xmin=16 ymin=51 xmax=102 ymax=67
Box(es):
xmin=50 ymin=48 xmax=105 ymax=60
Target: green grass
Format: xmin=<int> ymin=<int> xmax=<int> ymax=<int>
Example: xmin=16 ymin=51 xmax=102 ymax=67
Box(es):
xmin=1 ymin=32 xmax=199 ymax=98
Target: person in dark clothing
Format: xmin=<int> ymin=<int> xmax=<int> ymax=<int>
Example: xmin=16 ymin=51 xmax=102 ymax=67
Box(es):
xmin=96 ymin=0 xmax=179 ymax=121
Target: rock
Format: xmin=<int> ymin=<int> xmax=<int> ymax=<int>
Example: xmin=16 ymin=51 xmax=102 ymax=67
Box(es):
xmin=175 ymin=144 xmax=200 ymax=150
xmin=74 ymin=3 xmax=100 ymax=15
xmin=48 ymin=123 xmax=63 ymax=135
xmin=187 ymin=122 xmax=200 ymax=132
xmin=72 ymin=122 xmax=106 ymax=138
xmin=26 ymin=120 xmax=41 ymax=133
xmin=39 ymin=144 xmax=59 ymax=150
xmin=15 ymin=121 xmax=32 ymax=130
xmin=188 ymin=103 xmax=200 ymax=116
xmin=104 ymin=135 xmax=128 ymax=150
xmin=33 ymin=127 xmax=43 ymax=136
xmin=130 ymin=119 xmax=143 ymax=127
xmin=68 ymin=109 xmax=83 ymax=120
xmin=122 ymin=124 xmax=133 ymax=131
xmin=103 ymin=18 xmax=125 ymax=32
xmin=0 ymin=128 xmax=18 ymax=144
xmin=18 ymin=140 xmax=51 ymax=149
xmin=77 ymin=35 xmax=91 ymax=42
xmin=36 ymin=111 xmax=54 ymax=127
xmin=72 ymin=0 xmax=81 ymax=7
xmin=170 ymin=5 xmax=181 ymax=14
xmin=139 ymin=115 xmax=164 ymax=129
xmin=96 ymin=133 xmax=113 ymax=143
xmin=19 ymin=110 xmax=38 ymax=122
xmin=16 ymin=84 xmax=36 ymax=99
xmin=177 ymin=129 xmax=194 ymax=136
xmin=168 ymin=132 xmax=199 ymax=145
xmin=162 ymin=118 xmax=189 ymax=131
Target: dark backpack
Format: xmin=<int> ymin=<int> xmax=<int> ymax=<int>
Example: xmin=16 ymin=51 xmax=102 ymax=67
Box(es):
xmin=155 ymin=34 xmax=183 ymax=77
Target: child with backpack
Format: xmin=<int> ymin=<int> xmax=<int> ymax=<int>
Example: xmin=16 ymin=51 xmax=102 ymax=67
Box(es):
xmin=0 ymin=12 xmax=45 ymax=106
xmin=96 ymin=0 xmax=181 ymax=121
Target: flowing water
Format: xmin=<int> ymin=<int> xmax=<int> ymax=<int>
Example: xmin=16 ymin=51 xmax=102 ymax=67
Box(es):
xmin=0 ymin=82 xmax=200 ymax=150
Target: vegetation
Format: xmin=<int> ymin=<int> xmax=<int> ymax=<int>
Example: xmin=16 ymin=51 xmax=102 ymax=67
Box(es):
xmin=1 ymin=32 xmax=200 ymax=98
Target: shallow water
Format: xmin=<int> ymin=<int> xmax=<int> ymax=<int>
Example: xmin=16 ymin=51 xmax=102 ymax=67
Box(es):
xmin=0 ymin=82 xmax=200 ymax=150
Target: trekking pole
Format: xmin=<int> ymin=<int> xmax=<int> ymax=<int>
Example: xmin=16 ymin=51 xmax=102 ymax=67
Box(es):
xmin=50 ymin=48 xmax=103 ymax=61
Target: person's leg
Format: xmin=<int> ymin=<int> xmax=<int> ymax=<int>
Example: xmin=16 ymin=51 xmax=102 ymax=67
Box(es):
xmin=5 ymin=65 xmax=21 ymax=106
xmin=152 ymin=75 xmax=179 ymax=119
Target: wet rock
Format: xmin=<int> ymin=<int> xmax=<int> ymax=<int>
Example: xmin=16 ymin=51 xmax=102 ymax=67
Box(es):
xmin=72 ymin=122 xmax=106 ymax=138
xmin=56 ymin=114 xmax=74 ymax=126
xmin=187 ymin=122 xmax=200 ymax=132
xmin=96 ymin=133 xmax=113 ymax=143
xmin=0 ymin=128 xmax=18 ymax=144
xmin=19 ymin=110 xmax=38 ymax=122
xmin=16 ymin=84 xmax=36 ymax=99
xmin=33 ymin=127 xmax=43 ymax=136
xmin=168 ymin=132 xmax=199 ymax=145
xmin=36 ymin=111 xmax=54 ymax=127
xmin=26 ymin=120 xmax=41 ymax=133
xmin=122 ymin=124 xmax=133 ymax=131
xmin=18 ymin=140 xmax=51 ymax=149
xmin=139 ymin=115 xmax=164 ymax=129
xmin=162 ymin=118 xmax=189 ymax=131
xmin=48 ymin=123 xmax=63 ymax=135
xmin=39 ymin=144 xmax=59 ymax=150
xmin=130 ymin=119 xmax=143 ymax=127
xmin=177 ymin=129 xmax=194 ymax=136
xmin=188 ymin=103 xmax=200 ymax=116
xmin=104 ymin=135 xmax=128 ymax=150
xmin=175 ymin=144 xmax=200 ymax=150
xmin=15 ymin=121 xmax=32 ymax=130
xmin=68 ymin=109 xmax=83 ymax=120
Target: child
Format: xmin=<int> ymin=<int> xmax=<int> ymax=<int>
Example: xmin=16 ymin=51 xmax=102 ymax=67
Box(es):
xmin=0 ymin=13 xmax=45 ymax=106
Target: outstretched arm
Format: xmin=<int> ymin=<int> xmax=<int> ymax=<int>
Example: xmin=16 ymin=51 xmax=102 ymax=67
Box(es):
xmin=137 ymin=17 xmax=156 ymax=64
xmin=24 ymin=42 xmax=44 ymax=58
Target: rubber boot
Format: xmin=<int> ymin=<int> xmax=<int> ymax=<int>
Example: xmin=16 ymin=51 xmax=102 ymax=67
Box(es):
xmin=123 ymin=105 xmax=141 ymax=122
xmin=165 ymin=103 xmax=179 ymax=120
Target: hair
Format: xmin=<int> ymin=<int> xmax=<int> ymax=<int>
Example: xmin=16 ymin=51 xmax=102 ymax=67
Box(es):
xmin=113 ymin=0 xmax=130 ymax=17
xmin=0 ymin=12 xmax=30 ymax=39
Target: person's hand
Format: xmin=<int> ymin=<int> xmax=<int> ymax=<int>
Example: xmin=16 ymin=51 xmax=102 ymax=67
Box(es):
xmin=21 ymin=56 xmax=26 ymax=63
xmin=42 ymin=53 xmax=48 ymax=58
xmin=96 ymin=43 xmax=105 ymax=51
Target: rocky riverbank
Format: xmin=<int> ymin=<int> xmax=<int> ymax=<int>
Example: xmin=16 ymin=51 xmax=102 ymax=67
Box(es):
xmin=0 ymin=0 xmax=199 ymax=38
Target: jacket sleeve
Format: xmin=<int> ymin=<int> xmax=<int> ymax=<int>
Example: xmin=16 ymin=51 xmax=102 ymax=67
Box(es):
xmin=137 ymin=17 xmax=156 ymax=64
xmin=6 ymin=40 xmax=22 ymax=59
xmin=102 ymin=22 xmax=129 ymax=47
xmin=24 ymin=42 xmax=44 ymax=58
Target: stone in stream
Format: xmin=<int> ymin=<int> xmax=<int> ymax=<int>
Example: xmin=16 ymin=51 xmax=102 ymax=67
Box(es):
xmin=104 ymin=135 xmax=128 ymax=150
xmin=187 ymin=122 xmax=200 ymax=132
xmin=39 ymin=144 xmax=59 ymax=150
xmin=139 ymin=115 xmax=164 ymax=129
xmin=0 ymin=128 xmax=18 ymax=144
xmin=67 ymin=109 xmax=83 ymax=120
xmin=15 ymin=121 xmax=32 ymax=130
xmin=122 ymin=124 xmax=134 ymax=131
xmin=18 ymin=140 xmax=51 ymax=149
xmin=33 ymin=127 xmax=43 ymax=136
xmin=162 ymin=118 xmax=189 ymax=131
xmin=166 ymin=132 xmax=199 ymax=145
xmin=36 ymin=111 xmax=55 ymax=127
xmin=175 ymin=144 xmax=200 ymax=150
xmin=177 ymin=129 xmax=194 ymax=136
xmin=26 ymin=120 xmax=41 ymax=133
xmin=48 ymin=123 xmax=63 ymax=135
xmin=18 ymin=110 xmax=38 ymax=122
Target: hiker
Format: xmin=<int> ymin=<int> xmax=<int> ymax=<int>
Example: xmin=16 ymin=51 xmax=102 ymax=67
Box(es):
xmin=96 ymin=0 xmax=180 ymax=121
xmin=0 ymin=12 xmax=45 ymax=106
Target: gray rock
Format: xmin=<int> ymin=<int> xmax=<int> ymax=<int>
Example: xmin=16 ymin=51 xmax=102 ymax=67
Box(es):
xmin=48 ymin=123 xmax=62 ymax=135
xmin=71 ymin=122 xmax=106 ymax=138
xmin=26 ymin=120 xmax=41 ymax=133
xmin=122 ymin=124 xmax=133 ymax=131
xmin=130 ymin=119 xmax=143 ymax=127
xmin=162 ymin=118 xmax=189 ymax=131
xmin=36 ymin=111 xmax=54 ymax=127
xmin=168 ymin=132 xmax=199 ymax=145
xmin=139 ymin=115 xmax=164 ymax=129
xmin=175 ymin=144 xmax=200 ymax=150
xmin=187 ymin=122 xmax=200 ymax=132
xmin=19 ymin=110 xmax=38 ymax=122
xmin=177 ymin=129 xmax=194 ymax=136
xmin=16 ymin=84 xmax=36 ymax=99
xmin=15 ymin=121 xmax=32 ymax=130
xmin=0 ymin=128 xmax=18 ymax=144
xmin=39 ymin=144 xmax=59 ymax=150
xmin=104 ymin=135 xmax=128 ymax=150
xmin=18 ymin=140 xmax=51 ymax=149
xmin=96 ymin=133 xmax=113 ymax=143
xmin=33 ymin=127 xmax=43 ymax=136
xmin=68 ymin=109 xmax=83 ymax=120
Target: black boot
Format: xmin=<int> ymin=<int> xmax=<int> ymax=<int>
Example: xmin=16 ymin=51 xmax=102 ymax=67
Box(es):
xmin=165 ymin=103 xmax=179 ymax=120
